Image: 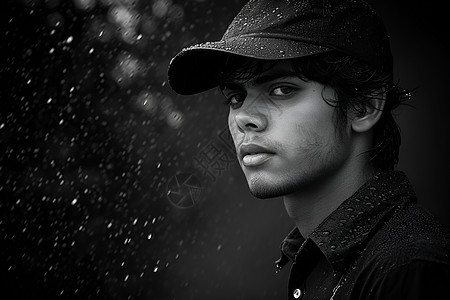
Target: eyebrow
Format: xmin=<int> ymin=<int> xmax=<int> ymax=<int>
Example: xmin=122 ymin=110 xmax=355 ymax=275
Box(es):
xmin=221 ymin=70 xmax=300 ymax=91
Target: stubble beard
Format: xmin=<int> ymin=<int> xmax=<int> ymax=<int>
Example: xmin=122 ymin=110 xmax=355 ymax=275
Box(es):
xmin=245 ymin=129 xmax=349 ymax=199
xmin=248 ymin=173 xmax=304 ymax=199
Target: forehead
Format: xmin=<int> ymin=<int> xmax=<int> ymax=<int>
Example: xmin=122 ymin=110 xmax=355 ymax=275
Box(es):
xmin=220 ymin=60 xmax=298 ymax=88
xmin=257 ymin=60 xmax=297 ymax=78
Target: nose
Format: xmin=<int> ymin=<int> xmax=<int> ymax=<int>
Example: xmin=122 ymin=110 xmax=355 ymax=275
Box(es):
xmin=234 ymin=108 xmax=268 ymax=133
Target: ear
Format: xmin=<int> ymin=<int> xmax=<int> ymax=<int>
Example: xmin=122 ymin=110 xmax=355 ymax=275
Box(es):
xmin=351 ymin=93 xmax=386 ymax=133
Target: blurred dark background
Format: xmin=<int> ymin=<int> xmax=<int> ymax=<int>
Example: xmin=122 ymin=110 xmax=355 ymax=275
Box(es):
xmin=1 ymin=0 xmax=448 ymax=299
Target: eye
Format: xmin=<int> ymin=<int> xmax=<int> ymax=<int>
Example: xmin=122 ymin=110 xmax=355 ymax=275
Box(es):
xmin=270 ymin=86 xmax=294 ymax=96
xmin=224 ymin=93 xmax=246 ymax=109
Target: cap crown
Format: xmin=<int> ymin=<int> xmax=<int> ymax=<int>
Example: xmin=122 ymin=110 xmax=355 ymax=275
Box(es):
xmin=168 ymin=0 xmax=393 ymax=95
xmin=223 ymin=0 xmax=392 ymax=73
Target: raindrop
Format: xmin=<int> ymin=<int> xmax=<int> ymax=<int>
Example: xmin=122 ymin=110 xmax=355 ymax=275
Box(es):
xmin=73 ymin=0 xmax=96 ymax=10
xmin=166 ymin=110 xmax=184 ymax=129
xmin=152 ymin=0 xmax=171 ymax=18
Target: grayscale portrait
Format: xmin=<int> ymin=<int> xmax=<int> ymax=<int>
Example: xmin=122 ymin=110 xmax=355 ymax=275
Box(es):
xmin=2 ymin=0 xmax=449 ymax=299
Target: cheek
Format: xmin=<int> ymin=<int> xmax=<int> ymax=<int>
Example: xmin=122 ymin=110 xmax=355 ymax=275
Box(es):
xmin=279 ymin=105 xmax=339 ymax=152
xmin=228 ymin=112 xmax=239 ymax=144
xmin=294 ymin=99 xmax=338 ymax=137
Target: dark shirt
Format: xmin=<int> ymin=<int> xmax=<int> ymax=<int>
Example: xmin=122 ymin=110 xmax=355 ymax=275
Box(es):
xmin=275 ymin=170 xmax=450 ymax=300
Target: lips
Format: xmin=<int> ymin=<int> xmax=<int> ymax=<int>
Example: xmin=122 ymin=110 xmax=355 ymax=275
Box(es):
xmin=239 ymin=143 xmax=275 ymax=167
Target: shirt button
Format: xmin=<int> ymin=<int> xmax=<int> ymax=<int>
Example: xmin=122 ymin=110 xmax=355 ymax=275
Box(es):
xmin=293 ymin=288 xmax=302 ymax=299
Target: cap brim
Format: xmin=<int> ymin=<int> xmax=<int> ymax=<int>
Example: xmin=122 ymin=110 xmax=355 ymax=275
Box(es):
xmin=168 ymin=35 xmax=332 ymax=95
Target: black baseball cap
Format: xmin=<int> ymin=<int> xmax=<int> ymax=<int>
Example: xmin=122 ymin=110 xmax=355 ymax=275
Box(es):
xmin=168 ymin=0 xmax=393 ymax=95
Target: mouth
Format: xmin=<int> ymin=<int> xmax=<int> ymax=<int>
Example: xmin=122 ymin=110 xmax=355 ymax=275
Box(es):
xmin=239 ymin=143 xmax=275 ymax=167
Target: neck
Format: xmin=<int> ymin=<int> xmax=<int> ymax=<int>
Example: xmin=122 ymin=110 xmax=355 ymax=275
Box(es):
xmin=283 ymin=158 xmax=377 ymax=238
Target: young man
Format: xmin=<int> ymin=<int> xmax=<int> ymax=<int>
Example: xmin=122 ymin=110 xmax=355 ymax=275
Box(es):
xmin=168 ymin=0 xmax=450 ymax=299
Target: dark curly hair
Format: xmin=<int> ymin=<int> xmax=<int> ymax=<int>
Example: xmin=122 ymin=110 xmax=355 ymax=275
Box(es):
xmin=217 ymin=51 xmax=412 ymax=170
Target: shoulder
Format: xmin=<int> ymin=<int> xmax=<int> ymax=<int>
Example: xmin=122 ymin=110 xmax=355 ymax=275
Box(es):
xmin=369 ymin=259 xmax=450 ymax=299
xmin=349 ymin=202 xmax=450 ymax=299
xmin=370 ymin=202 xmax=450 ymax=266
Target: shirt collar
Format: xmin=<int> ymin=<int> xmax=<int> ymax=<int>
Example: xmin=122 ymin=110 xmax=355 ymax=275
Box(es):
xmin=277 ymin=170 xmax=417 ymax=272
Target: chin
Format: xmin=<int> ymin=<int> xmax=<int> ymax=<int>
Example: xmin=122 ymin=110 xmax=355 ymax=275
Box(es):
xmin=247 ymin=175 xmax=294 ymax=199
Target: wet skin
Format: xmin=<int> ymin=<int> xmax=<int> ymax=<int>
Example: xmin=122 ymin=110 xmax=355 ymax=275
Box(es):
xmin=222 ymin=60 xmax=354 ymax=199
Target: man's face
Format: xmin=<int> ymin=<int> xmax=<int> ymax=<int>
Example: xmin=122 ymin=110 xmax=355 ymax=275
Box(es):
xmin=223 ymin=60 xmax=353 ymax=198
